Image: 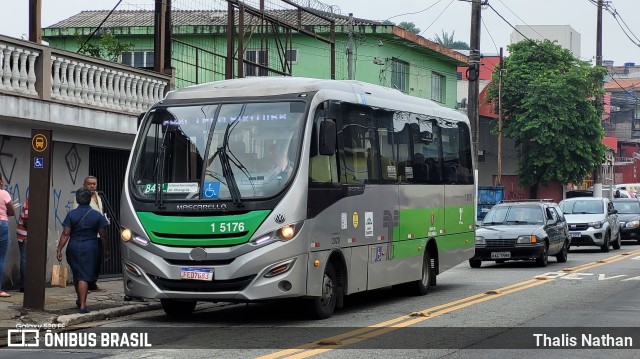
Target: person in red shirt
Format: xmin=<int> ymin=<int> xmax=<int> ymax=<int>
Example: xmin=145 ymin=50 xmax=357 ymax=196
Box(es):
xmin=16 ymin=197 xmax=28 ymax=292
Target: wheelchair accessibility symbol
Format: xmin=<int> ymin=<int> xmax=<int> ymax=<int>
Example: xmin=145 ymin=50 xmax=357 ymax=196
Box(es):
xmin=202 ymin=181 xmax=221 ymax=199
xmin=33 ymin=157 xmax=44 ymax=169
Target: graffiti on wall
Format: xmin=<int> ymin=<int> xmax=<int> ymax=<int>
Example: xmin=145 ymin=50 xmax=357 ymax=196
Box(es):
xmin=0 ymin=136 xmax=17 ymax=185
xmin=65 ymin=144 xmax=81 ymax=185
xmin=53 ymin=188 xmax=78 ymax=229
xmin=0 ymin=135 xmax=85 ymax=229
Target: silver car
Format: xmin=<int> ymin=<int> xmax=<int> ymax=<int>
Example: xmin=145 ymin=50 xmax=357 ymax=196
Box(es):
xmin=559 ymin=197 xmax=621 ymax=252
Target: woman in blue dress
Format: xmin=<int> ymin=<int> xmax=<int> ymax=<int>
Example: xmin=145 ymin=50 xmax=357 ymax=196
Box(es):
xmin=57 ymin=187 xmax=109 ymax=313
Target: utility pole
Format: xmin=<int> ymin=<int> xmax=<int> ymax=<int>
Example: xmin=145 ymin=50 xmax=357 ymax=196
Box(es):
xmin=497 ymin=47 xmax=504 ymax=186
xmin=468 ymin=0 xmax=482 ymax=164
xmin=347 ymin=13 xmax=354 ymax=80
xmin=593 ymin=0 xmax=604 ymax=197
xmin=28 ymin=0 xmax=42 ymax=43
xmin=153 ymin=0 xmax=167 ymax=74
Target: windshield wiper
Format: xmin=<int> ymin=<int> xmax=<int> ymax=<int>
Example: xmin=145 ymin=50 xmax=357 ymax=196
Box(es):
xmin=153 ymin=125 xmax=169 ymax=209
xmin=216 ymin=118 xmax=243 ymax=207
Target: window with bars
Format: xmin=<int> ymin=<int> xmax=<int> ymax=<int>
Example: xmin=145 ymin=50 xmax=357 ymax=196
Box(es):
xmin=391 ymin=58 xmax=409 ymax=93
xmin=285 ymin=49 xmax=298 ymax=63
xmin=121 ymin=51 xmax=154 ymax=68
xmin=245 ymin=49 xmax=268 ymax=76
xmin=431 ymin=72 xmax=445 ymax=103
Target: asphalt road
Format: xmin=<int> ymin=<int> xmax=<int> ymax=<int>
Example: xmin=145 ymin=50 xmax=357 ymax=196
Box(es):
xmin=4 ymin=243 xmax=640 ymax=359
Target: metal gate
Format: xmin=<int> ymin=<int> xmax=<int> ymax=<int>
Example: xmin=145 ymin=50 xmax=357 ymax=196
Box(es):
xmin=89 ymin=147 xmax=129 ymax=277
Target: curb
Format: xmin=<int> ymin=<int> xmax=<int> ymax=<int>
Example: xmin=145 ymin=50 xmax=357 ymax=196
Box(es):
xmin=54 ymin=303 xmax=162 ymax=327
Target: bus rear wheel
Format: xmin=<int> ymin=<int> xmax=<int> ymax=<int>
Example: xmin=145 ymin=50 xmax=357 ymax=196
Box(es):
xmin=410 ymin=251 xmax=434 ymax=296
xmin=307 ymin=262 xmax=337 ymax=319
xmin=161 ymin=299 xmax=197 ymax=317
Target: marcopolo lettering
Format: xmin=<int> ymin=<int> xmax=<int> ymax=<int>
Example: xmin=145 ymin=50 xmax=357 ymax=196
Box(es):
xmin=176 ymin=204 xmax=227 ymax=211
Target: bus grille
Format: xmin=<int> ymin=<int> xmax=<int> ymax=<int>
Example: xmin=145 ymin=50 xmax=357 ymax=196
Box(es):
xmin=149 ymin=275 xmax=255 ymax=292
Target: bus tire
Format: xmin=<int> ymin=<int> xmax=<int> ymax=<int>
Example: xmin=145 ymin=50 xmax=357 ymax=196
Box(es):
xmin=161 ymin=299 xmax=197 ymax=317
xmin=411 ymin=251 xmax=434 ymax=296
xmin=307 ymin=262 xmax=338 ymax=320
xmin=469 ymin=259 xmax=481 ymax=268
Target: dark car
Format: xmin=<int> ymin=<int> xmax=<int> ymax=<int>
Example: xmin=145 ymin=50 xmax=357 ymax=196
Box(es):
xmin=470 ymin=201 xmax=570 ymax=268
xmin=612 ymin=198 xmax=640 ymax=244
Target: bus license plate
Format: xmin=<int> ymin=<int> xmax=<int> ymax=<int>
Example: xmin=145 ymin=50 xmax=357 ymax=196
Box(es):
xmin=570 ymin=232 xmax=581 ymax=238
xmin=180 ymin=268 xmax=213 ymax=281
xmin=491 ymin=252 xmax=510 ymax=259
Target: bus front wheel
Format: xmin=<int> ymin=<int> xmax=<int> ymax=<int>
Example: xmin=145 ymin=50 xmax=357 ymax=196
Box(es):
xmin=307 ymin=262 xmax=338 ymax=319
xmin=161 ymin=299 xmax=197 ymax=317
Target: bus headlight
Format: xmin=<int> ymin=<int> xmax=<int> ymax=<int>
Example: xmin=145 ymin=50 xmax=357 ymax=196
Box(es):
xmin=120 ymin=227 xmax=149 ymax=246
xmin=278 ymin=225 xmax=296 ymax=240
xmin=251 ymin=222 xmax=303 ymax=246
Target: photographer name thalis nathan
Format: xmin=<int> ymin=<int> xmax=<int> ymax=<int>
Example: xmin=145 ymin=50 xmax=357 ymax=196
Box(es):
xmin=534 ymin=333 xmax=633 ymax=347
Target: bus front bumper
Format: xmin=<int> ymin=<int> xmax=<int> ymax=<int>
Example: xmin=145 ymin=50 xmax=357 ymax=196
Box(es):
xmin=120 ymin=241 xmax=309 ymax=302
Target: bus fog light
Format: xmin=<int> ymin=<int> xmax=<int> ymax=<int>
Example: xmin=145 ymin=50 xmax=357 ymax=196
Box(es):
xmin=278 ymin=281 xmax=292 ymax=292
xmin=264 ymin=258 xmax=296 ymax=278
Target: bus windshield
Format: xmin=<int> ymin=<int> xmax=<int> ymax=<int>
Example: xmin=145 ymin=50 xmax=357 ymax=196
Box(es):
xmin=131 ymin=101 xmax=306 ymax=201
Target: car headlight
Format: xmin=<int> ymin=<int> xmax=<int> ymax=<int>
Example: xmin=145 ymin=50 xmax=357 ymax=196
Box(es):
xmin=120 ymin=227 xmax=149 ymax=246
xmin=588 ymin=221 xmax=603 ymax=229
xmin=475 ymin=236 xmax=486 ymax=245
xmin=517 ymin=235 xmax=538 ymax=244
xmin=625 ymin=220 xmax=640 ymax=228
xmin=251 ymin=222 xmax=303 ymax=246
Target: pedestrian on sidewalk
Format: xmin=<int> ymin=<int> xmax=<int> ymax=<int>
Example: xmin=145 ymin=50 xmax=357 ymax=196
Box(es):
xmin=58 ymin=187 xmax=109 ymax=313
xmin=0 ymin=178 xmax=16 ymax=298
xmin=16 ymin=197 xmax=28 ymax=292
xmin=73 ymin=176 xmax=107 ymax=292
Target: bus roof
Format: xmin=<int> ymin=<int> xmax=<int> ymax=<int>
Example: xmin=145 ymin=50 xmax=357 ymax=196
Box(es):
xmin=163 ymin=77 xmax=469 ymax=123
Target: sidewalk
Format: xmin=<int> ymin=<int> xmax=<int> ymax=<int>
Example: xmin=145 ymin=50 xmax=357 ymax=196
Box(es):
xmin=0 ymin=277 xmax=161 ymax=332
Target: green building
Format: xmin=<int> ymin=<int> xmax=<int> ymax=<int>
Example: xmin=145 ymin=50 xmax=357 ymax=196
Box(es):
xmin=43 ymin=9 xmax=467 ymax=109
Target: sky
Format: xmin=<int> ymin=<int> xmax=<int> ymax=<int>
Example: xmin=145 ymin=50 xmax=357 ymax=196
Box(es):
xmin=1 ymin=0 xmax=638 ymax=66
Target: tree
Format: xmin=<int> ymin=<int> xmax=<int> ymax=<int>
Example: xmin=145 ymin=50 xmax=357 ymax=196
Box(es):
xmin=433 ymin=31 xmax=470 ymax=50
xmin=397 ymin=22 xmax=420 ymax=34
xmin=76 ymin=33 xmax=134 ymax=63
xmin=485 ymin=40 xmax=607 ymax=197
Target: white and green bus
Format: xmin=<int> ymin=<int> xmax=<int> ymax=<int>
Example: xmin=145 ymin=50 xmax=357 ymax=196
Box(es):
xmin=120 ymin=77 xmax=476 ymax=319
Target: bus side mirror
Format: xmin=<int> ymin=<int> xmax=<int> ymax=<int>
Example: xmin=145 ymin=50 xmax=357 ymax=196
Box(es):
xmin=137 ymin=112 xmax=145 ymax=129
xmin=319 ymin=120 xmax=336 ymax=156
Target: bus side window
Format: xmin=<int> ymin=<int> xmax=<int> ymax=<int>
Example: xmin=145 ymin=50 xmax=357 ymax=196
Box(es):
xmin=339 ymin=104 xmax=377 ymax=184
xmin=309 ymin=104 xmax=338 ymax=186
xmin=439 ymin=120 xmax=473 ymax=185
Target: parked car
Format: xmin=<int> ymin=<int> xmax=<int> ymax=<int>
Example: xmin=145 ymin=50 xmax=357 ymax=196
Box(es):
xmin=559 ymin=197 xmax=620 ymax=252
xmin=470 ymin=201 xmax=570 ymax=268
xmin=612 ymin=198 xmax=640 ymax=244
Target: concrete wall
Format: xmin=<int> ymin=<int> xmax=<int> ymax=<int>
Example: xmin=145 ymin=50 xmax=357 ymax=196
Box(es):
xmin=0 ymin=134 xmax=98 ymax=288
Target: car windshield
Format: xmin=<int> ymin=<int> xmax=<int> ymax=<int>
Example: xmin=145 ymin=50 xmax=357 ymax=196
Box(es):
xmin=482 ymin=205 xmax=543 ymax=225
xmin=612 ymin=201 xmax=640 ymax=214
xmin=130 ymin=101 xmax=306 ymax=201
xmin=560 ymin=199 xmax=604 ymax=214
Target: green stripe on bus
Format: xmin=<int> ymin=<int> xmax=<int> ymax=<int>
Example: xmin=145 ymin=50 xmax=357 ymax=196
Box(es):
xmin=136 ymin=210 xmax=271 ymax=246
